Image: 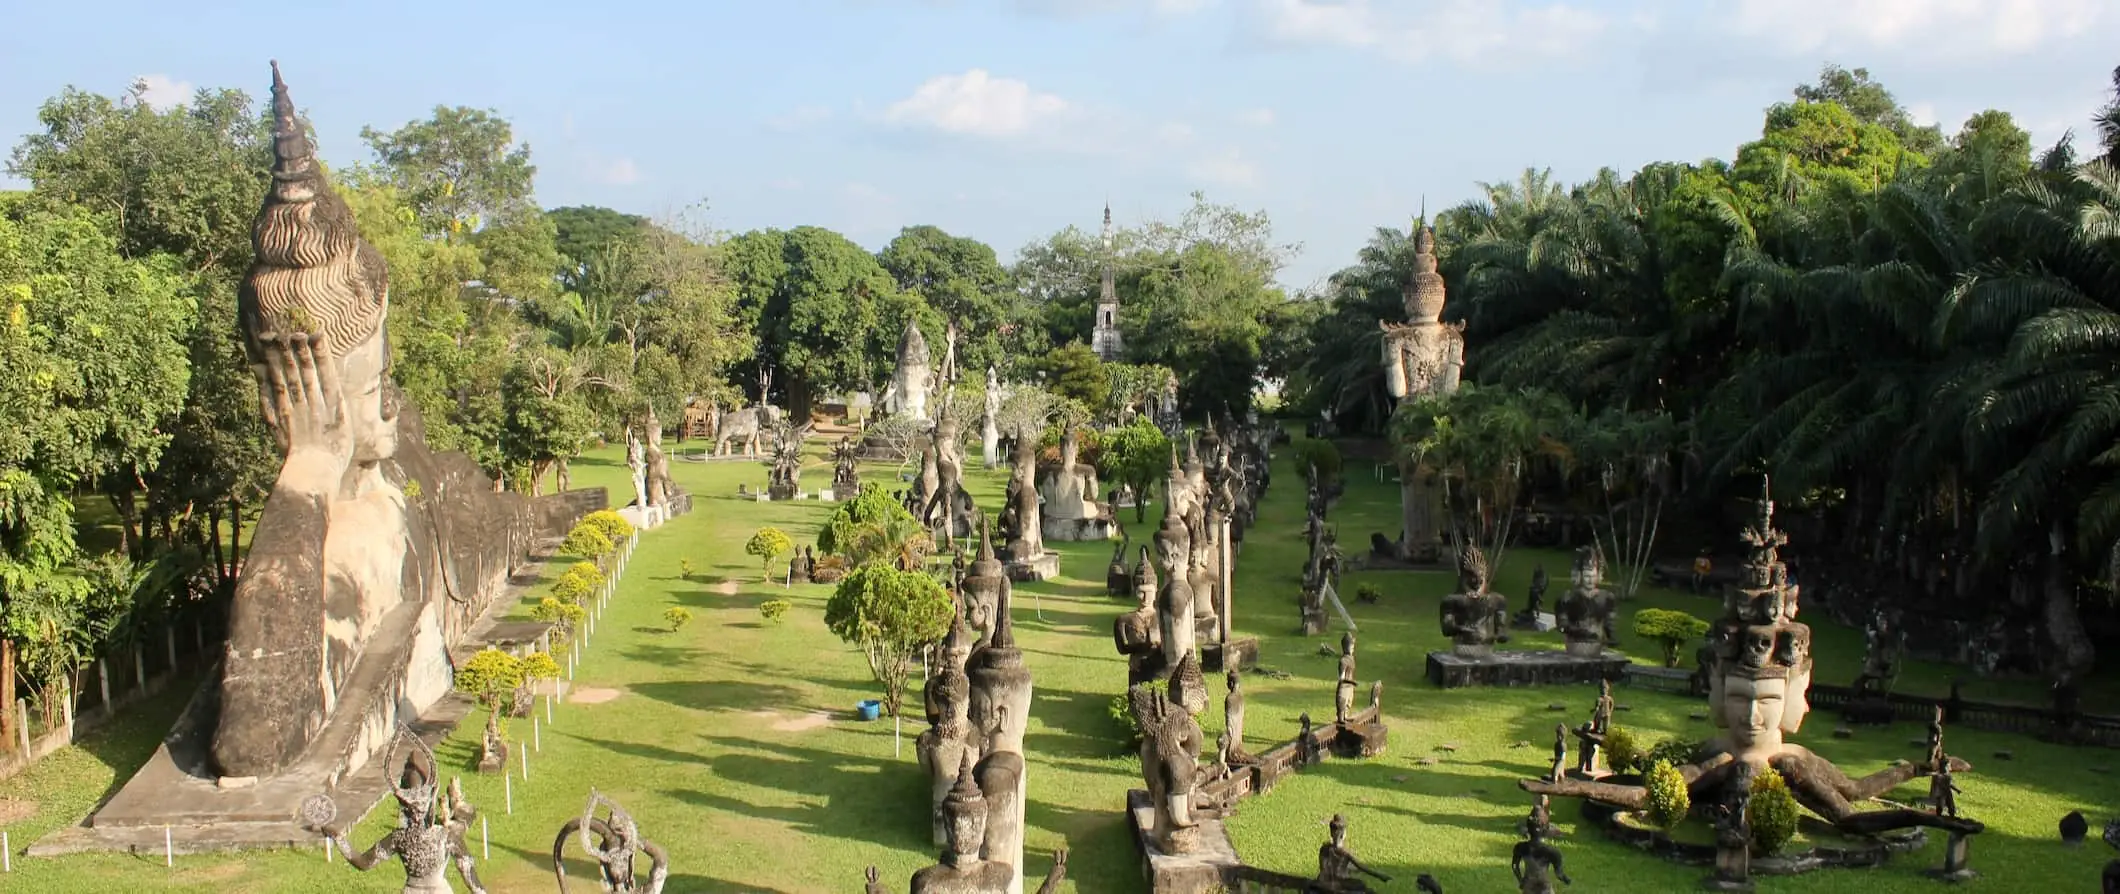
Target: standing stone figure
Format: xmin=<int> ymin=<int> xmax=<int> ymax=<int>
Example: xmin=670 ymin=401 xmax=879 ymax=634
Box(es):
xmin=1511 ymin=821 xmax=1572 ymax=893
xmin=919 ymin=617 xmax=977 ymax=846
xmin=1131 ymin=677 xmax=1204 ymax=855
xmin=1555 ymin=546 xmax=1617 ymax=654
xmin=625 ymin=427 xmax=649 ymax=512
xmin=1314 ymin=814 xmax=1391 ymax=892
xmin=1547 ymin=724 xmax=1568 ymax=782
xmin=551 ymin=789 xmax=669 ymax=894
xmin=922 ymin=402 xmax=974 ymax=539
xmin=831 ymin=435 xmax=862 ymax=496
xmin=981 ymin=366 xmax=1003 ymax=468
xmin=1113 ymin=546 xmax=1163 ymax=687
xmin=1154 ymin=513 xmax=1196 ymax=673
xmin=1576 ymin=679 xmax=1614 ymax=775
xmin=1929 ymin=760 xmax=1962 ymax=817
xmin=962 ymin=521 xmax=1011 ymax=646
xmin=1222 ymin=667 xmax=1249 ymax=764
xmin=1439 ymin=543 xmax=1510 ymax=656
xmin=889 ymin=322 xmax=933 ymax=422
xmin=1335 ymin=632 xmax=1359 ymax=726
xmin=968 ymin=588 xmax=1033 ymax=894
xmin=1380 ymin=222 xmax=1466 ymax=563
xmin=641 ymin=408 xmax=673 ymax=511
xmin=909 ymin=753 xmax=1015 ymax=893
xmin=304 ymin=727 xmax=485 ymax=894
xmin=1000 ymin=434 xmax=1044 ymax=567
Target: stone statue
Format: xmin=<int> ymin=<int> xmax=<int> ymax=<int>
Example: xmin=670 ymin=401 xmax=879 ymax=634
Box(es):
xmin=1105 ymin=537 xmax=1131 ymax=597
xmin=1001 ymin=434 xmax=1042 ymax=563
xmin=641 ymin=408 xmax=672 ymax=511
xmin=1380 ymin=223 xmax=1464 ymax=562
xmin=1170 ymin=649 xmax=1208 ymax=717
xmin=981 ymin=366 xmax=1002 ymax=468
xmin=1439 ymin=543 xmax=1509 ymax=655
xmin=219 ymin=63 xmax=532 ymax=780
xmin=764 ymin=422 xmax=803 ymax=500
xmin=967 ymin=587 xmax=1033 ymax=894
xmin=1548 ymin=723 xmax=1568 ymax=782
xmin=789 ymin=546 xmax=814 ymax=585
xmin=475 ymin=713 xmax=507 ymax=774
xmin=831 ymin=436 xmax=861 ymax=495
xmin=1113 ymin=545 xmax=1163 ymax=686
xmin=1130 ymin=677 xmax=1203 ymax=855
xmin=1335 ymin=632 xmax=1358 ymax=726
xmin=1929 ymin=760 xmax=1962 ymax=817
xmin=713 ymin=404 xmax=779 ymax=457
xmin=910 ymin=753 xmax=1015 ymax=893
xmin=625 ymin=427 xmax=648 ymax=511
xmin=1222 ymin=667 xmax=1249 ymax=764
xmin=1510 ymin=820 xmax=1571 ymax=893
xmin=1554 ymin=547 xmax=1615 ymax=654
xmin=551 ymin=789 xmax=669 ymax=894
xmin=962 ymin=520 xmax=1010 ymax=646
xmin=919 ymin=623 xmax=976 ymax=846
xmin=1314 ymin=814 xmax=1391 ymax=892
xmin=889 ymin=322 xmax=934 ymax=422
xmin=1528 ymin=565 xmax=1548 ymax=615
xmin=1154 ymin=512 xmax=1196 ymax=672
xmin=1297 ymin=713 xmax=1316 ymax=767
xmin=304 ymin=725 xmax=484 ymax=894
xmin=1574 ymin=679 xmax=1614 ymax=774
xmin=1523 ymin=478 xmax=1985 ymax=838
xmin=922 ymin=402 xmax=975 ymax=539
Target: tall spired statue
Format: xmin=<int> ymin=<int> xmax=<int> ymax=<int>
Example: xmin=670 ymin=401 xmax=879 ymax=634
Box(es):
xmin=1090 ymin=202 xmax=1124 ymax=362
xmin=1379 ymin=220 xmax=1465 ymax=563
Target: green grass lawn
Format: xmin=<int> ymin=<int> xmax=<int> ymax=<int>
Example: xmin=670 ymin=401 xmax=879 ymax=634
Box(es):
xmin=3 ymin=437 xmax=2117 ymax=892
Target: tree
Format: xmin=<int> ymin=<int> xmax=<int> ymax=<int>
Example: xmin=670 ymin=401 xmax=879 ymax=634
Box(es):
xmin=1571 ymin=409 xmax=1678 ymax=599
xmin=1038 ymin=342 xmax=1109 ymax=409
xmin=726 ymin=227 xmax=913 ymax=417
xmin=361 ymin=106 xmax=537 ymax=239
xmin=1792 ymin=64 xmax=1944 ymax=154
xmin=455 ymin=647 xmax=527 ymax=724
xmin=547 ymin=204 xmax=650 ymax=292
xmin=502 ymin=344 xmax=602 ymax=493
xmin=823 ymin=563 xmax=954 ymax=749
xmin=1098 ymin=418 xmax=1173 ymax=522
xmin=1393 ymin=384 xmax=1572 ymax=581
xmin=560 ymin=522 xmax=614 ymax=566
xmin=1634 ymin=608 xmax=1708 ymax=668
xmin=746 ymin=527 xmax=794 ymax=578
xmin=877 ymin=225 xmax=1021 ymax=375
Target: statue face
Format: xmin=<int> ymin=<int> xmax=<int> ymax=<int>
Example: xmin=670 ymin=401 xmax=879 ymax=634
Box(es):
xmin=1719 ymin=674 xmax=1787 ymax=749
xmin=343 ymin=329 xmax=398 ymax=463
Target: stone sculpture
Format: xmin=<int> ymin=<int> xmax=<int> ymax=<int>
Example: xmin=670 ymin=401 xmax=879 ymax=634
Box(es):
xmin=1523 ymin=478 xmax=1985 ymax=838
xmin=1131 ymin=677 xmax=1204 ymax=855
xmin=2061 ymin=810 xmax=2089 ymax=845
xmin=1335 ymin=632 xmax=1359 ymax=726
xmin=641 ymin=408 xmax=672 ymax=511
xmin=1547 ymin=723 xmax=1568 ymax=782
xmin=551 ymin=789 xmax=669 ymax=894
xmin=888 ymin=322 xmax=934 ymax=422
xmin=832 ymin=436 xmax=862 ymax=496
xmin=1113 ymin=545 xmax=1164 ymax=687
xmin=764 ymin=422 xmax=803 ymax=500
xmin=922 ymin=402 xmax=975 ymax=539
xmin=476 ymin=713 xmax=507 ymax=774
xmin=1222 ymin=667 xmax=1249 ymax=764
xmin=1380 ymin=222 xmax=1465 ymax=563
xmin=1314 ymin=814 xmax=1391 ymax=892
xmin=1038 ymin=427 xmax=1111 ymax=541
xmin=218 ymin=62 xmax=533 ymax=780
xmin=981 ymin=366 xmax=1002 ymax=468
xmin=1154 ymin=512 xmax=1196 ymax=673
xmin=713 ymin=405 xmax=779 ymax=457
xmin=962 ymin=520 xmax=1011 ymax=645
xmin=1706 ymin=761 xmax=1754 ymax=892
xmin=625 ymin=427 xmax=648 ymax=512
xmin=790 ymin=546 xmax=814 ymax=585
xmin=910 ymin=753 xmax=1015 ymax=893
xmin=304 ymin=726 xmax=483 ymax=894
xmin=1929 ymin=760 xmax=1962 ymax=817
xmin=998 ymin=432 xmax=1052 ymax=580
xmin=1439 ymin=543 xmax=1509 ymax=656
xmin=1105 ymin=539 xmax=1131 ymax=597
xmin=968 ymin=588 xmax=1033 ymax=894
xmin=1510 ymin=821 xmax=1571 ymax=893
xmin=1573 ymin=678 xmax=1614 ymax=775
xmin=919 ymin=621 xmax=977 ymax=846
xmin=1170 ymin=649 xmax=1208 ymax=717
xmin=1554 ymin=547 xmax=1616 ymax=654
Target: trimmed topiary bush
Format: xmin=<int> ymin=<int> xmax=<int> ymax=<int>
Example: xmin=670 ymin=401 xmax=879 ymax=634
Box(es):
xmin=759 ymin=599 xmax=790 ymax=623
xmin=1634 ymin=607 xmax=1710 ymax=667
xmin=1603 ymin=726 xmax=1643 ymax=774
xmin=581 ymin=509 xmax=635 ymax=543
xmin=1748 ymin=768 xmax=1800 ymax=854
xmin=1644 ymin=759 xmax=1691 ymax=830
xmin=663 ymin=606 xmax=693 ymax=631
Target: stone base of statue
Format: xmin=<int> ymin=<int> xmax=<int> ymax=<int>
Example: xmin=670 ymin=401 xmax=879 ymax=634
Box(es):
xmin=1200 ymin=638 xmax=1259 ymax=673
xmin=1563 ymin=640 xmax=1611 ymax=658
xmin=1924 ymin=832 xmax=1977 ymax=882
xmin=1701 ymin=843 xmax=1753 ymax=891
xmin=1425 ymin=649 xmax=1631 ymax=688
xmin=1512 ymin=611 xmax=1557 ymax=632
xmin=1005 ymin=551 xmax=1060 ymax=582
xmin=1331 ymin=720 xmax=1389 ymax=758
xmin=1576 ymin=797 xmax=1929 ymax=878
xmin=1125 ymin=789 xmax=1246 ymax=894
xmin=1042 ymin=513 xmax=1116 ymax=542
xmin=767 ymin=482 xmax=798 ymax=501
xmin=1301 ymin=607 xmax=1328 ymax=636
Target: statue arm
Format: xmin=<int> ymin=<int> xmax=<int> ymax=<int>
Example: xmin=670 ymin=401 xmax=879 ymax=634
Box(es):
xmin=1034 ymin=847 xmax=1069 ymax=894
xmin=452 ymin=831 xmax=489 ymax=894
xmin=641 ymin=839 xmax=672 ymax=894
xmin=1839 ymin=754 xmax=1969 ymax=801
xmin=332 ymin=830 xmax=391 ymax=871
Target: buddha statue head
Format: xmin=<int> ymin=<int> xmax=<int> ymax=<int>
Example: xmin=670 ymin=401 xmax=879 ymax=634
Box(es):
xmin=940 ymin=752 xmax=988 ymax=866
xmin=1456 ymin=542 xmax=1490 ymax=594
xmin=1570 ymin=545 xmax=1603 ymax=589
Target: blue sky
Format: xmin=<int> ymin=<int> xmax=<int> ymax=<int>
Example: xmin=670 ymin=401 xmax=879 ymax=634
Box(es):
xmin=4 ymin=0 xmax=2117 ymax=291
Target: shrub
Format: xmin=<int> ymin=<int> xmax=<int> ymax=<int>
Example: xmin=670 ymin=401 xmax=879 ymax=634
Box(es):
xmin=1748 ymin=768 xmax=1800 ymax=854
xmin=455 ymin=648 xmax=524 ymax=720
xmin=664 ymin=606 xmax=693 ymax=631
xmin=1290 ymin=437 xmax=1342 ymax=484
xmin=1603 ymin=726 xmax=1643 ymax=774
xmin=1634 ymin=608 xmax=1710 ymax=667
xmin=581 ymin=509 xmax=635 ymax=543
xmin=1645 ymin=736 xmax=1702 ymax=768
xmin=519 ymin=651 xmax=561 ymax=682
xmin=1354 ymin=582 xmax=1384 ymax=604
xmin=746 ymin=527 xmax=794 ymax=576
xmin=811 ymin=554 xmax=849 ymax=584
xmin=561 ymin=522 xmax=614 ymax=563
xmin=552 ymin=570 xmax=598 ymax=604
xmin=532 ymin=597 xmax=587 ymax=635
xmin=679 ymin=558 xmax=695 ymax=580
xmin=1643 ymin=759 xmax=1690 ymax=830
xmin=1109 ymin=692 xmax=1143 ymax=750
xmin=759 ymin=599 xmax=791 ymax=623
xmin=818 ymin=488 xmax=917 ymax=556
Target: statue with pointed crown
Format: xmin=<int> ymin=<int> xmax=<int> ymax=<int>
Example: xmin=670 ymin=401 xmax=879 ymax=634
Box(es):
xmin=304 ymin=724 xmax=484 ymax=893
xmin=551 ymin=789 xmax=669 ymax=894
xmin=1439 ymin=542 xmax=1510 ymax=656
xmin=1523 ymin=478 xmax=1984 ymax=839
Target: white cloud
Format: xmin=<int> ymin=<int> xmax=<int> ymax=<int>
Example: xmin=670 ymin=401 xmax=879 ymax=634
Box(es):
xmin=132 ymin=74 xmax=194 ymax=111
xmin=1247 ymin=0 xmax=1607 ymax=64
xmin=769 ymin=177 xmax=805 ymax=191
xmin=1234 ymin=107 xmax=1276 ymax=127
xmin=1188 ymin=148 xmax=1260 ymax=187
xmin=1905 ymin=101 xmax=1939 ymax=127
xmin=767 ymin=105 xmax=833 ymax=131
xmin=1722 ymin=0 xmax=2106 ymax=57
xmin=884 ymin=69 xmax=1073 ymax=138
xmin=1013 ymin=0 xmax=1217 ymax=16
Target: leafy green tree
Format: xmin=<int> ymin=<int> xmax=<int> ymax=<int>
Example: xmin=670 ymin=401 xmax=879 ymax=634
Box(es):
xmin=455 ymin=647 xmax=526 ymax=722
xmin=724 ymin=226 xmax=914 ymax=417
xmin=1792 ymin=63 xmax=1943 ymax=154
xmin=746 ymin=527 xmax=794 ymax=578
xmin=502 ymin=344 xmax=602 ymax=493
xmin=547 ymin=205 xmax=650 ymax=291
xmin=878 ymin=224 xmax=1022 ymax=375
xmin=532 ymin=597 xmax=586 ymax=637
xmin=361 ymin=105 xmax=536 ymax=239
xmin=560 ymin=522 xmax=614 ymax=566
xmin=1039 ymin=342 xmax=1109 ymax=409
xmin=1393 ymin=384 xmax=1572 ymax=580
xmin=824 ymin=564 xmax=954 ymax=735
xmin=1098 ymin=418 xmax=1173 ymax=522
xmin=1634 ymin=608 xmax=1709 ymax=668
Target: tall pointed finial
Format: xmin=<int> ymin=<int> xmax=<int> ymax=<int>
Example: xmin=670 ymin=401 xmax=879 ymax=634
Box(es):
xmin=267 ymin=61 xmax=315 ymax=176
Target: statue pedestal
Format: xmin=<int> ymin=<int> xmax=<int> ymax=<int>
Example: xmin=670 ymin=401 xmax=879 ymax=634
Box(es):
xmin=1041 ymin=514 xmax=1115 ymax=542
xmin=1005 ymin=551 xmax=1060 ymax=583
xmin=767 ymin=483 xmax=798 ymax=501
xmin=1330 ymin=720 xmax=1389 ymax=758
xmin=1300 ymin=607 xmax=1327 ymax=636
xmin=1564 ymin=640 xmax=1610 ymax=658
xmin=1124 ymin=789 xmax=1250 ymax=894
xmin=1425 ymin=649 xmax=1631 ymax=688
xmin=1701 ymin=844 xmax=1754 ymax=892
xmin=1200 ymin=638 xmax=1259 ymax=673
xmin=1924 ymin=831 xmax=1977 ymax=883
xmin=1512 ymin=611 xmax=1557 ymax=632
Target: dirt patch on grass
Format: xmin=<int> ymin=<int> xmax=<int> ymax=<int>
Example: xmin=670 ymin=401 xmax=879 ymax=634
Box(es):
xmin=745 ymin=710 xmax=833 ymax=733
xmin=569 ymin=686 xmax=623 ymax=705
xmin=0 ymin=797 xmax=36 ymax=823
xmin=715 ymin=579 xmax=740 ymax=595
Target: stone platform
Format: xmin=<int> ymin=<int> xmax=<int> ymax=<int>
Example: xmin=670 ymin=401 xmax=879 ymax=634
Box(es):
xmin=1126 ymin=789 xmax=1244 ymax=894
xmin=1042 ymin=515 xmax=1116 ymax=542
xmin=1200 ymin=638 xmax=1259 ymax=673
xmin=1426 ymin=649 xmax=1630 ymax=688
xmin=1006 ymin=551 xmax=1060 ymax=582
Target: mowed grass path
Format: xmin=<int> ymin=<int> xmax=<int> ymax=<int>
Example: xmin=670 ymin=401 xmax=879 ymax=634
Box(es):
xmin=3 ymin=437 xmax=2119 ymax=892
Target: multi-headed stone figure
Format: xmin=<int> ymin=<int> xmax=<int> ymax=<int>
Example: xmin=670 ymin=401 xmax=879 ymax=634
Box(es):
xmin=551 ymin=789 xmax=670 ymax=894
xmin=303 ymin=725 xmax=484 ymax=894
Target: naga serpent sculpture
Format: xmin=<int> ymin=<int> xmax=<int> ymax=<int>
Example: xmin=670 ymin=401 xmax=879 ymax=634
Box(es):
xmin=552 ymin=788 xmax=669 ymax=893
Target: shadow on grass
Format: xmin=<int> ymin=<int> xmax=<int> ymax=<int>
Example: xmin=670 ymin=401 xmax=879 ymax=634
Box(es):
xmin=625 ymin=680 xmax=807 ymax=715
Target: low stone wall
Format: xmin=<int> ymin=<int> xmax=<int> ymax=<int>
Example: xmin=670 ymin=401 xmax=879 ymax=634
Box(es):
xmin=1426 ymin=649 xmax=1631 ymax=688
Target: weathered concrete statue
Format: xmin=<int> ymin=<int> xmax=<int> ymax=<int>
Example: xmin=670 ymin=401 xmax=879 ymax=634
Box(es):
xmin=981 ymin=366 xmax=1003 ymax=468
xmin=1511 ymin=821 xmax=1571 ymax=893
xmin=962 ymin=520 xmax=1010 ymax=646
xmin=1130 ymin=676 xmax=1204 ymax=855
xmin=219 ymin=62 xmax=531 ymax=779
xmin=832 ymin=436 xmax=862 ymax=495
xmin=910 ymin=753 xmax=1015 ymax=893
xmin=1222 ymin=666 xmax=1250 ymax=763
xmin=1113 ymin=545 xmax=1163 ymax=687
xmin=1380 ymin=222 xmax=1466 ymax=563
xmin=765 ymin=422 xmax=803 ymax=500
xmin=922 ymin=401 xmax=974 ymax=539
xmin=1315 ymin=813 xmax=1391 ymax=892
xmin=304 ymin=726 xmax=484 ymax=894
xmin=551 ymin=789 xmax=669 ymax=894
xmin=1523 ymin=479 xmax=1985 ymax=838
xmin=642 ymin=408 xmax=672 ymax=510
xmin=888 ymin=322 xmax=933 ymax=422
xmin=1154 ymin=512 xmax=1196 ymax=673
xmin=1554 ymin=546 xmax=1616 ymax=655
xmin=968 ymin=586 xmax=1033 ymax=894
xmin=919 ymin=616 xmax=977 ymax=846
xmin=1105 ymin=538 xmax=1132 ymax=597
xmin=1439 ymin=543 xmax=1509 ymax=656
xmin=1335 ymin=632 xmax=1359 ymax=725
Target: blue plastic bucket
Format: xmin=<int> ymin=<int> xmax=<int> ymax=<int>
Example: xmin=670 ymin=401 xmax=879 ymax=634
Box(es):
xmin=856 ymin=699 xmax=883 ymax=721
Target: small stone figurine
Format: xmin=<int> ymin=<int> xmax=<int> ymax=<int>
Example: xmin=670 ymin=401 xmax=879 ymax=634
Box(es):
xmin=1511 ymin=821 xmax=1571 ymax=893
xmin=551 ymin=789 xmax=669 ymax=893
xmin=1297 ymin=713 xmax=1317 ymax=767
xmin=1928 ymin=759 xmax=1962 ymax=818
xmin=1547 ymin=723 xmax=1568 ymax=782
xmin=1334 ymin=632 xmax=1358 ymax=726
xmin=1314 ymin=814 xmax=1391 ymax=892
